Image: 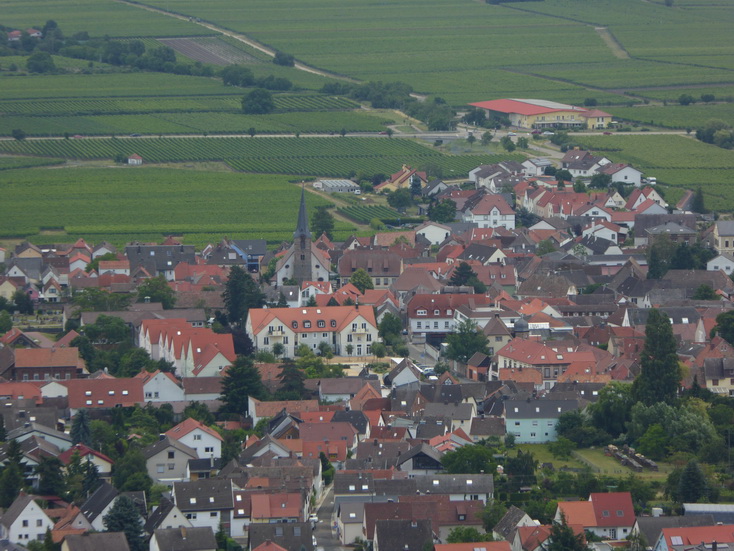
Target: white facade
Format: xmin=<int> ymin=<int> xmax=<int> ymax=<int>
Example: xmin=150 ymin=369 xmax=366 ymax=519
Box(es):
xmin=416 ymin=222 xmax=452 ymax=246
xmin=0 ymin=498 xmax=54 ymax=544
xmin=708 ymin=254 xmax=734 ymax=275
xmin=143 ymin=371 xmax=185 ymax=402
xmin=462 ymin=207 xmax=516 ymax=230
xmin=174 ymin=429 xmax=221 ymax=460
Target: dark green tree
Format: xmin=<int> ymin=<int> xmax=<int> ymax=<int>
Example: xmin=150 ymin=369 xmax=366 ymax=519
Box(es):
xmin=85 ymin=252 xmax=118 ymax=274
xmin=241 ymin=88 xmax=275 ymax=114
xmin=378 ymin=312 xmax=403 ymax=346
xmin=220 ymin=65 xmax=254 ymax=87
xmin=223 ymin=266 xmax=265 ymax=327
xmin=183 ymin=402 xmax=215 ymax=425
xmin=545 ymin=513 xmax=589 ymax=551
xmin=481 ymin=500 xmax=507 ymax=532
xmin=449 ymin=262 xmax=476 ymax=287
xmin=135 ymin=275 xmax=176 ymax=309
xmin=311 ymin=206 xmax=335 ymax=240
xmin=103 ymin=495 xmax=146 ymax=551
xmin=445 ymin=319 xmax=488 ymax=364
xmin=441 ymin=444 xmax=495 ymax=474
xmin=82 ymin=457 xmax=100 ymax=497
xmin=555 ymin=169 xmax=573 ymax=183
xmin=112 ymin=448 xmax=151 ymax=492
xmin=221 ymin=356 xmax=267 ymax=414
xmin=588 ymin=382 xmax=633 ymax=438
xmin=589 ymin=173 xmax=612 ymax=189
xmin=715 ymin=310 xmax=734 ymax=344
xmin=26 ymin=51 xmax=56 ymax=73
xmin=11 ymin=289 xmax=33 ymax=314
xmin=678 ymin=459 xmax=707 ymax=503
xmin=692 ymin=284 xmax=718 ymax=300
xmin=0 ymin=462 xmax=23 ymax=507
xmin=691 ymin=187 xmax=707 ymax=214
xmin=11 ymin=129 xmax=26 ymax=142
xmin=70 ymin=409 xmax=92 ymax=447
xmin=35 ymin=456 xmax=65 ymax=496
xmin=278 ymin=360 xmax=306 ymax=398
xmin=446 ymin=527 xmax=488 ymax=543
xmin=631 ymin=309 xmax=680 ymax=406
xmin=647 ymin=244 xmax=666 ymax=280
xmin=350 ymin=268 xmax=374 ymax=293
xmin=428 ymin=199 xmax=456 ymax=223
xmin=82 ymin=314 xmax=129 ymax=344
xmin=0 ymin=311 xmax=11 ymax=334
xmin=71 ymin=288 xmax=133 ymax=312
xmin=410 ymin=174 xmax=422 ymax=196
xmin=387 ymin=188 xmax=412 ymax=210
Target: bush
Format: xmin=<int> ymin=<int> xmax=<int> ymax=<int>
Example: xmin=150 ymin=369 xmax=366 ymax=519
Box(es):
xmin=273 ymin=51 xmax=295 ymax=67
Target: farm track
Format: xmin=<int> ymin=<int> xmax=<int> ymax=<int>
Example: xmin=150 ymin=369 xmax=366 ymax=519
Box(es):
xmin=594 ymin=27 xmax=630 ymax=59
xmin=115 ymin=0 xmax=357 ymax=83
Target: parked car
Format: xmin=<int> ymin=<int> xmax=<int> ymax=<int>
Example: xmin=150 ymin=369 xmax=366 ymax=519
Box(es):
xmin=507 ymin=132 xmax=517 ymax=136
xmin=542 ymin=131 xmax=554 ymax=136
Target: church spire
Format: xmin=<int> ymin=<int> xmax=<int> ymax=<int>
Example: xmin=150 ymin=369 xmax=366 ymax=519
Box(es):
xmin=294 ymin=184 xmax=312 ymax=241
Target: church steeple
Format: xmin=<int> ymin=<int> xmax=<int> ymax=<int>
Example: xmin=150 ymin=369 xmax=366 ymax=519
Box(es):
xmin=294 ymin=184 xmax=312 ymax=243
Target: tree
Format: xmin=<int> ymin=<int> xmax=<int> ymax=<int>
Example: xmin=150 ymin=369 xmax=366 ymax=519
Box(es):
xmin=517 ymin=137 xmax=528 ymax=149
xmin=70 ymin=409 xmax=92 ymax=446
xmin=378 ymin=312 xmax=403 ymax=346
xmin=636 ymin=424 xmax=668 ymax=460
xmin=678 ymin=460 xmax=707 ymax=503
xmin=0 ymin=462 xmax=23 ymax=508
xmin=500 ymin=136 xmax=515 ymax=152
xmin=441 ymin=444 xmax=495 ymax=474
xmin=466 ymin=134 xmax=477 ymax=147
xmin=135 ymin=275 xmax=176 ymax=309
xmin=481 ymin=500 xmax=507 ymax=532
xmin=678 ymin=94 xmax=695 ymax=106
xmin=278 ymin=360 xmax=306 ymax=398
xmin=428 ymin=199 xmax=456 ymax=223
xmin=691 ymin=186 xmax=707 ymax=214
xmin=545 ymin=513 xmax=589 ymax=551
xmin=631 ymin=309 xmax=681 ymax=406
xmin=410 ymin=174 xmax=422 ymax=196
xmin=589 ymin=173 xmax=612 ymax=189
xmin=536 ymin=239 xmax=556 ymax=255
xmin=241 ymin=88 xmax=275 ymax=114
xmin=112 ymin=448 xmax=151 ymax=492
xmin=446 ymin=527 xmax=488 ymax=543
xmin=183 ymin=401 xmax=215 ymax=425
xmin=82 ymin=314 xmax=128 ymax=344
xmin=449 ymin=262 xmax=476 ymax=287
xmin=221 ymin=356 xmax=266 ymax=415
xmin=26 ymin=51 xmax=56 ymax=73
xmin=223 ymin=266 xmax=265 ymax=327
xmin=445 ymin=319 xmax=488 ymax=364
xmin=692 ymin=284 xmax=718 ymax=300
xmin=221 ymin=65 xmax=255 ymax=87
xmin=72 ymin=288 xmax=133 ymax=312
xmin=85 ymin=252 xmax=118 ymax=274
xmin=588 ymin=382 xmax=633 ymax=438
xmin=35 ymin=456 xmax=65 ymax=496
xmin=273 ymin=51 xmax=295 ymax=66
xmin=387 ymin=188 xmax=412 ymax=210
xmin=0 ymin=311 xmax=11 ymax=334
xmin=311 ymin=206 xmax=335 ymax=240
xmin=103 ymin=495 xmax=146 ymax=551
xmin=715 ymin=310 xmax=734 ymax=344
xmin=481 ymin=131 xmax=493 ymax=146
xmin=350 ymin=268 xmax=374 ymax=293
xmin=555 ymin=169 xmax=573 ymax=183
xmin=11 ymin=289 xmax=33 ymax=314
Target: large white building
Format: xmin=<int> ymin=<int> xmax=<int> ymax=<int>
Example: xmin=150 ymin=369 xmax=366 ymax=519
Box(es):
xmin=246 ymin=305 xmax=379 ymax=357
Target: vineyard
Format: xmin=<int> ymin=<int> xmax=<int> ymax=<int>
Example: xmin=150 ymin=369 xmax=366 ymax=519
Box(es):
xmin=0 ymin=156 xmax=64 ymax=170
xmin=0 ymin=167 xmax=356 ymax=246
xmin=0 ymin=137 xmax=521 ymax=178
xmin=607 ymin=103 xmax=734 ymax=129
xmin=338 ymin=205 xmax=404 ymax=224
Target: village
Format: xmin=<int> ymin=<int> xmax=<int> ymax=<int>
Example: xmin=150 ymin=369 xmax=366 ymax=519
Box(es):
xmin=0 ymin=131 xmax=732 ymax=551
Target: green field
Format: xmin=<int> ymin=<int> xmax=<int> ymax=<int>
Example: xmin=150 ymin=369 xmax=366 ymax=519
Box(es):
xmin=0 ymin=166 xmax=355 ymax=246
xmin=608 ymin=103 xmax=734 ymax=129
xmin=575 ymin=134 xmax=734 ymax=210
xmin=0 ymin=156 xmax=64 ymax=170
xmin=338 ymin=205 xmax=403 ymax=224
xmin=0 ymin=137 xmax=525 ymax=178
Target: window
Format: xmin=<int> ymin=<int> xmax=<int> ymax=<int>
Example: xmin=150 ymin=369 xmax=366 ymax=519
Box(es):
xmin=263 ymin=337 xmax=269 ymax=345
xmin=417 ymin=322 xmax=422 ymax=329
xmin=168 ymin=463 xmax=175 ymax=470
xmin=318 ymin=320 xmax=325 ymax=328
xmin=304 ymin=321 xmax=311 ymax=328
xmin=210 ymin=512 xmax=217 ymax=517
xmin=417 ymin=309 xmax=427 ymax=316
xmin=330 ymin=320 xmax=337 ymax=327
xmin=294 ymin=527 xmax=301 ymax=536
xmin=168 ymin=451 xmax=175 ymax=459
xmin=36 ymin=520 xmax=43 ymax=527
xmin=275 ymin=527 xmax=283 ymax=537
xmin=86 ymin=400 xmax=92 ymax=405
xmin=157 ymin=464 xmax=165 ymax=473
xmin=292 ymin=321 xmax=298 ymax=329
xmin=22 ymin=520 xmax=28 ymax=527
xmin=205 ymin=447 xmax=214 ymax=453
xmin=530 ymin=432 xmax=536 ymax=438
xmin=186 ymin=513 xmax=197 ymax=520
xmin=194 ymin=434 xmax=202 ymax=440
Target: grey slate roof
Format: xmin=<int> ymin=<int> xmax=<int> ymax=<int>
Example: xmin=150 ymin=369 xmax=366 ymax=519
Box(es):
xmin=470 ymin=416 xmax=506 ymax=438
xmin=80 ymin=481 xmax=118 ymax=523
xmin=153 ymin=526 xmax=216 ymax=551
xmin=504 ymin=399 xmax=579 ymax=419
xmin=374 ymin=519 xmax=433 ymax=551
xmin=493 ymin=505 xmax=530 ymax=541
xmin=143 ymin=436 xmax=198 ymax=461
xmin=248 ymin=522 xmax=313 ymax=551
xmin=125 ymin=244 xmax=196 ymax=276
xmin=63 ymin=533 xmax=130 ymax=551
xmin=332 ymin=410 xmax=369 ymax=435
xmin=144 ymin=497 xmax=176 ymax=534
xmin=173 ymin=479 xmax=233 ymax=512
xmin=413 ymin=473 xmax=493 ymax=496
xmin=0 ymin=540 xmax=29 ymax=551
xmin=0 ymin=494 xmax=38 ymax=529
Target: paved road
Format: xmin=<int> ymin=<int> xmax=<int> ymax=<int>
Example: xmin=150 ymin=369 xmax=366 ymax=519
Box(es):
xmin=313 ymin=485 xmax=344 ymax=551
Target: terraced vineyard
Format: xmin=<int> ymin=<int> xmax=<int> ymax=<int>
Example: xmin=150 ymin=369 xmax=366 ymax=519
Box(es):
xmin=0 ymin=137 xmax=521 ymax=177
xmin=338 ymin=205 xmax=403 ymax=224
xmin=159 ymin=37 xmax=262 ymax=65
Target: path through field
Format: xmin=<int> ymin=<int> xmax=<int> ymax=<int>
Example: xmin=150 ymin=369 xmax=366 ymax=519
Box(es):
xmin=594 ymin=27 xmax=630 ymax=59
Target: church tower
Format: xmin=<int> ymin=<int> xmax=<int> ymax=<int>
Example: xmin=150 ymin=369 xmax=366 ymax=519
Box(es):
xmin=292 ymin=185 xmax=313 ymax=285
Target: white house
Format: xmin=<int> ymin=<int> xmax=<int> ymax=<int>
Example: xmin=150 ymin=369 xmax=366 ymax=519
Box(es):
xmin=165 ymin=418 xmax=223 ymax=459
xmin=172 ymin=479 xmax=233 ymax=534
xmin=0 ymin=494 xmax=54 ymax=544
xmin=415 ymin=221 xmax=452 ymax=246
xmin=461 ymin=194 xmax=515 ymax=229
xmin=597 ymin=163 xmax=643 ymax=187
xmin=136 ymin=370 xmax=185 ymax=403
xmin=708 ymin=253 xmax=734 ymax=275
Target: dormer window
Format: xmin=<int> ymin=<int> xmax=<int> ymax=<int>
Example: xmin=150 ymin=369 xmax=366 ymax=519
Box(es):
xmin=292 ymin=321 xmax=298 ymax=329
xmin=417 ymin=309 xmax=427 ymax=316
xmin=318 ymin=320 xmax=325 ymax=328
xmin=330 ymin=320 xmax=337 ymax=327
xmin=434 ymin=309 xmax=440 ymax=315
xmin=304 ymin=321 xmax=311 ymax=329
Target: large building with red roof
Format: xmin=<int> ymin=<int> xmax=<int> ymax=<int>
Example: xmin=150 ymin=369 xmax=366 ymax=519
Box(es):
xmin=468 ymin=98 xmax=613 ymax=130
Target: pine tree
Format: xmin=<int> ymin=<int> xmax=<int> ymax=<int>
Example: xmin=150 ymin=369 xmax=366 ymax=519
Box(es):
xmin=678 ymin=459 xmax=707 ymax=503
xmin=691 ymin=187 xmax=707 ymax=214
xmin=35 ymin=456 xmax=65 ymax=496
xmin=82 ymin=457 xmax=100 ymax=497
xmin=0 ymin=462 xmax=23 ymax=508
xmin=278 ymin=360 xmax=306 ymax=398
xmin=103 ymin=495 xmax=146 ymax=551
xmin=70 ymin=409 xmax=92 ymax=446
xmin=222 ymin=266 xmax=265 ymax=327
xmin=546 ymin=513 xmax=589 ymax=550
xmin=449 ymin=262 xmax=476 ymax=287
xmin=221 ymin=356 xmax=267 ymax=415
xmin=632 ymin=309 xmax=681 ymax=406
xmin=311 ymin=206 xmax=335 ymax=240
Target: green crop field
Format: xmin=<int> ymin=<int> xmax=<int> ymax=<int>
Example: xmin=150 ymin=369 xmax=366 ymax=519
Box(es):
xmin=576 ymin=134 xmax=734 ymax=210
xmin=0 ymin=156 xmax=64 ymax=170
xmin=2 ymin=0 xmax=207 ymax=38
xmin=607 ymin=103 xmax=734 ymax=129
xmin=0 ymin=166 xmax=355 ymax=246
xmin=0 ymin=136 xmax=525 ymax=178
xmin=337 ymin=205 xmax=403 ymax=224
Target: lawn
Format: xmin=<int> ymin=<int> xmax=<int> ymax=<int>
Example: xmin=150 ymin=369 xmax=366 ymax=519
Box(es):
xmin=515 ymin=444 xmax=586 ymax=471
xmin=574 ymin=448 xmax=674 ymax=481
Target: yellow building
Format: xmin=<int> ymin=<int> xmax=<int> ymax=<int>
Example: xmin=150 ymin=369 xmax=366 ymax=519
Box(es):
xmin=469 ymin=98 xmax=613 ymax=130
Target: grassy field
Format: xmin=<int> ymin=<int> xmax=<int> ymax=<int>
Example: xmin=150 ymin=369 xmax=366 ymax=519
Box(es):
xmin=607 ymin=103 xmax=734 ymax=129
xmin=575 ymin=134 xmax=734 ymax=210
xmin=0 ymin=166 xmax=355 ymax=246
xmin=574 ymin=449 xmax=673 ymax=481
xmin=0 ymin=137 xmax=525 ymax=178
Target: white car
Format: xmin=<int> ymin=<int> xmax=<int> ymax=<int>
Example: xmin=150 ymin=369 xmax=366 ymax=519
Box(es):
xmin=542 ymin=131 xmax=555 ymax=136
xmin=507 ymin=132 xmax=517 ymax=136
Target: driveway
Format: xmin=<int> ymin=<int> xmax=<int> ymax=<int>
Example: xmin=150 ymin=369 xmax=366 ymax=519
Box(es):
xmin=314 ymin=485 xmax=345 ymax=551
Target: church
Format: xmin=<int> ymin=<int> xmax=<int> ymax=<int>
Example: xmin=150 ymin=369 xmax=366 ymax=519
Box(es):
xmin=273 ymin=186 xmax=331 ymax=286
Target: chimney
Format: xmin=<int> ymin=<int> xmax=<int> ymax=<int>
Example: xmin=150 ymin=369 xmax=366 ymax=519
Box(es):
xmin=181 ymin=527 xmax=187 ymax=540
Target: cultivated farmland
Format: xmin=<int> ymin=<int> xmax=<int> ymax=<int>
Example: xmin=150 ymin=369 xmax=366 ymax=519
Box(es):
xmin=0 ymin=167 xmax=354 ymax=246
xmin=0 ymin=137 xmax=524 ymax=178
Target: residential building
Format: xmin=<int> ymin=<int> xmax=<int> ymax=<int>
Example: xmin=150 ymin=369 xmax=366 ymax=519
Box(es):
xmin=338 ymin=250 xmax=403 ymax=290
xmin=150 ymin=527 xmax=216 ymax=551
xmin=143 ymin=436 xmax=199 ymax=484
xmin=555 ymin=492 xmax=635 ymax=540
xmin=172 ymin=479 xmax=234 ymax=534
xmin=504 ymin=399 xmax=579 ymax=443
xmin=0 ymin=494 xmax=54 ymax=544
xmin=165 ymin=418 xmax=223 ymax=459
xmin=468 ymin=99 xmax=613 ymax=130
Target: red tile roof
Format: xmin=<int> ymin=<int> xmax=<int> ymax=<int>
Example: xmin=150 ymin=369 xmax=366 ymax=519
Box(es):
xmin=15 ymin=347 xmax=82 ymax=368
xmin=590 ymin=492 xmax=635 ymax=527
xmin=58 ymin=443 xmax=114 ymax=466
xmin=165 ymin=417 xmax=223 ymax=442
xmin=63 ymin=377 xmax=143 ymax=409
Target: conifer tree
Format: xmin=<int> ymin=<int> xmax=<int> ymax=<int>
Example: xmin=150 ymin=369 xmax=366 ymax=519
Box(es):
xmin=103 ymin=495 xmax=146 ymax=551
xmin=221 ymin=356 xmax=267 ymax=414
xmin=70 ymin=409 xmax=92 ymax=447
xmin=632 ymin=309 xmax=680 ymax=406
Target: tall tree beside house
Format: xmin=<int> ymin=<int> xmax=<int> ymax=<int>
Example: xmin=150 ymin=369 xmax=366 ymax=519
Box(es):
xmin=311 ymin=206 xmax=335 ymax=240
xmin=221 ymin=356 xmax=267 ymax=415
xmin=0 ymin=311 xmax=11 ymax=334
xmin=223 ymin=266 xmax=265 ymax=327
xmin=445 ymin=319 xmax=488 ymax=364
xmin=678 ymin=459 xmax=708 ymax=503
xmin=691 ymin=186 xmax=707 ymax=214
xmin=103 ymin=495 xmax=146 ymax=551
xmin=12 ymin=289 xmax=33 ymax=314
xmin=350 ymin=268 xmax=374 ymax=293
xmin=545 ymin=513 xmax=589 ymax=551
xmin=632 ymin=309 xmax=681 ymax=406
xmin=428 ymin=199 xmax=456 ymax=223
xmin=277 ymin=360 xmax=306 ymax=400
xmin=446 ymin=527 xmax=488 ymax=543
xmin=35 ymin=456 xmax=65 ymax=497
xmin=449 ymin=262 xmax=476 ymax=287
xmin=0 ymin=462 xmax=23 ymax=508
xmin=714 ymin=310 xmax=734 ymax=345
xmin=135 ymin=275 xmax=176 ymax=309
xmin=70 ymin=409 xmax=92 ymax=447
